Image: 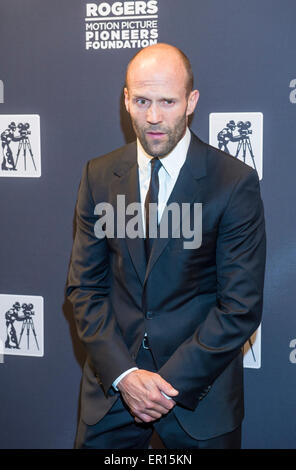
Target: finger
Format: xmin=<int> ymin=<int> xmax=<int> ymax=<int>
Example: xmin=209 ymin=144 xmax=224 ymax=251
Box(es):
xmin=142 ymin=408 xmax=162 ymax=420
xmin=156 ymin=377 xmax=179 ymax=397
xmin=130 ymin=397 xmax=173 ymax=417
xmin=146 ymin=391 xmax=175 ymax=411
xmin=136 ymin=412 xmax=160 ymax=423
xmin=157 ymin=396 xmax=176 ymax=410
xmin=133 ymin=404 xmax=163 ymax=420
xmin=134 ymin=417 xmax=144 ymax=423
xmin=146 ymin=402 xmax=173 ymax=414
xmin=130 ymin=401 xmax=163 ymax=421
xmin=145 ymin=373 xmax=178 ymax=398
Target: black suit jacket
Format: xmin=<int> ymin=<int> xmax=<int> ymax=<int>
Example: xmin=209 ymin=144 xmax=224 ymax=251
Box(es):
xmin=66 ymin=132 xmax=266 ymax=440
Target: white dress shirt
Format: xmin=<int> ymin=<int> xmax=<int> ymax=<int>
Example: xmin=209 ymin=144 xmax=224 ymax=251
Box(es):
xmin=113 ymin=127 xmax=191 ymax=390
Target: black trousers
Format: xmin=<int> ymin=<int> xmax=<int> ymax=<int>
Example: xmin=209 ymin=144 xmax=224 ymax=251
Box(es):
xmin=75 ymin=346 xmax=241 ymax=449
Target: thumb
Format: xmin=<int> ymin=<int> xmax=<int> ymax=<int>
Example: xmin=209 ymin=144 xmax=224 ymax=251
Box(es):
xmin=157 ymin=376 xmax=179 ymax=397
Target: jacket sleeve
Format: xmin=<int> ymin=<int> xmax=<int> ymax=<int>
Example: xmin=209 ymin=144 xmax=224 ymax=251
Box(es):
xmin=66 ymin=162 xmax=137 ymax=396
xmin=158 ymin=169 xmax=266 ymax=410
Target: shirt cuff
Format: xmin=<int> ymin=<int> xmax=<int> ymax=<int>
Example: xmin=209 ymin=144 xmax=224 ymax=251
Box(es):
xmin=112 ymin=367 xmax=139 ymax=391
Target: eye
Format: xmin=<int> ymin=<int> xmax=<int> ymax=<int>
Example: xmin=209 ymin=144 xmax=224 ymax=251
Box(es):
xmin=135 ymin=98 xmax=149 ymax=107
xmin=162 ymin=99 xmax=175 ymax=106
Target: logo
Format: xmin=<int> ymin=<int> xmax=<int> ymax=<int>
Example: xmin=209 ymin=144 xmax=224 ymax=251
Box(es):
xmin=289 ymin=79 xmax=296 ymax=104
xmin=94 ymin=196 xmax=203 ymax=249
xmin=209 ymin=112 xmax=263 ymax=180
xmin=0 ymin=294 xmax=44 ymax=357
xmin=243 ymin=325 xmax=261 ymax=369
xmin=85 ymin=1 xmax=158 ymax=50
xmin=289 ymin=338 xmax=296 ymax=363
xmin=0 ymin=80 xmax=3 ymax=104
xmin=0 ymin=115 xmax=41 ymax=177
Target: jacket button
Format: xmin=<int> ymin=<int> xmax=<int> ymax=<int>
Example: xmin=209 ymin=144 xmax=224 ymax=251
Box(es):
xmin=146 ymin=311 xmax=153 ymax=319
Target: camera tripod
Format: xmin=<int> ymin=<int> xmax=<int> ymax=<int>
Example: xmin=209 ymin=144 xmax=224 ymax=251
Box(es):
xmin=235 ymin=135 xmax=257 ymax=171
xmin=18 ymin=315 xmax=39 ymax=350
xmin=15 ymin=136 xmax=37 ymax=171
xmin=248 ymin=337 xmax=256 ymax=362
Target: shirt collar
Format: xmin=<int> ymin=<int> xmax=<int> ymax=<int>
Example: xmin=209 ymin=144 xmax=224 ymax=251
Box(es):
xmin=137 ymin=127 xmax=191 ymax=178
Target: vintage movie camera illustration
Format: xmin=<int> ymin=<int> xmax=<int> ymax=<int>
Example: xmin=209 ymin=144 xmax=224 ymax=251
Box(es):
xmin=209 ymin=112 xmax=263 ymax=180
xmin=0 ymin=294 xmax=44 ymax=357
xmin=4 ymin=301 xmax=39 ymax=351
xmin=1 ymin=121 xmax=36 ymax=172
xmin=217 ymin=120 xmax=257 ymax=170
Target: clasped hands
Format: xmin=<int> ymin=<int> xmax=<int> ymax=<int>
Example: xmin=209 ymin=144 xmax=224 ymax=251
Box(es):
xmin=117 ymin=369 xmax=179 ymax=423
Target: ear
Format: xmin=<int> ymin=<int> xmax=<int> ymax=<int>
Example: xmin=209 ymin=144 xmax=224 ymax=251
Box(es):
xmin=186 ymin=89 xmax=199 ymax=116
xmin=124 ymin=87 xmax=130 ymax=113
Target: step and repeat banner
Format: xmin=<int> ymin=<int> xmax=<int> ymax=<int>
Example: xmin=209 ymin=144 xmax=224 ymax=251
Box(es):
xmin=0 ymin=0 xmax=295 ymax=449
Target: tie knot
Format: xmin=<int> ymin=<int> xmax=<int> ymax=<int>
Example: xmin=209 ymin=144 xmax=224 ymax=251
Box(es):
xmin=150 ymin=157 xmax=162 ymax=174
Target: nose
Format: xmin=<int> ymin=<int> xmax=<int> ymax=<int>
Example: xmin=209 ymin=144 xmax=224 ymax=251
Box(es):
xmin=146 ymin=103 xmax=162 ymax=125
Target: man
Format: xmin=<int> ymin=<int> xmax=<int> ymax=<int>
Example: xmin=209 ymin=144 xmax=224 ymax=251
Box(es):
xmin=1 ymin=122 xmax=21 ymax=171
xmin=217 ymin=120 xmax=239 ymax=153
xmin=5 ymin=302 xmax=22 ymax=349
xmin=66 ymin=43 xmax=266 ymax=449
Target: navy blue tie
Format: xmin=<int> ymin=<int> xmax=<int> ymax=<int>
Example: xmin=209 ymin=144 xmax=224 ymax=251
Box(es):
xmin=144 ymin=157 xmax=162 ymax=261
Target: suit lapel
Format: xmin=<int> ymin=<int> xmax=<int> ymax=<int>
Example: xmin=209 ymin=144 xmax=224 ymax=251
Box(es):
xmin=111 ymin=133 xmax=208 ymax=286
xmin=111 ymin=143 xmax=147 ymax=285
xmin=143 ymin=132 xmax=208 ymax=284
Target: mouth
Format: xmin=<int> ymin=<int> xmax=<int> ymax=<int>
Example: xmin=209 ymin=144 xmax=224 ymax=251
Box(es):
xmin=146 ymin=131 xmax=166 ymax=139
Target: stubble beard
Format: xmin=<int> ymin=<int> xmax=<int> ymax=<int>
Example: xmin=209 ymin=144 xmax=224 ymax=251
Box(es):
xmin=131 ymin=114 xmax=187 ymax=158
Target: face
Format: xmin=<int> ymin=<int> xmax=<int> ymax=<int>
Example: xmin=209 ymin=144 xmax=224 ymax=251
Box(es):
xmin=124 ymin=52 xmax=199 ymax=157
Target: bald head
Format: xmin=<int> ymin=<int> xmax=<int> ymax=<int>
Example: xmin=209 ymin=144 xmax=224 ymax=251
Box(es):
xmin=125 ymin=43 xmax=194 ymax=97
xmin=123 ymin=43 xmax=199 ymax=158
